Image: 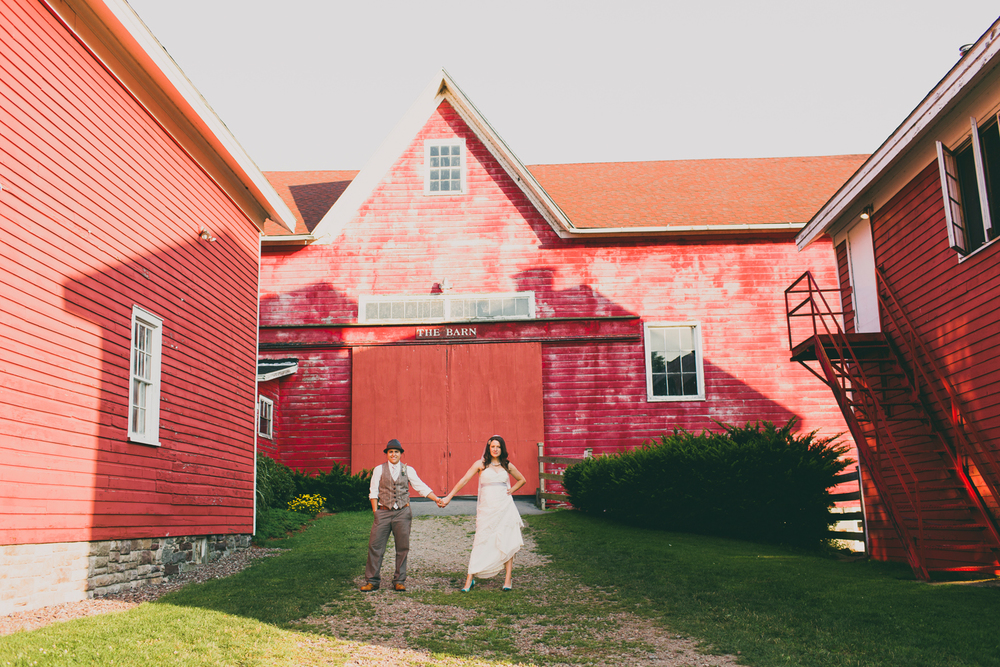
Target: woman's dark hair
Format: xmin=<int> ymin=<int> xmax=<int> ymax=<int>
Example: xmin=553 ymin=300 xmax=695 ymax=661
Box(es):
xmin=481 ymin=435 xmax=510 ymax=471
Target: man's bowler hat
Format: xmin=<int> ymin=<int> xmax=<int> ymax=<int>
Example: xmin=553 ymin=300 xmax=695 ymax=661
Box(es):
xmin=384 ymin=438 xmax=404 ymax=453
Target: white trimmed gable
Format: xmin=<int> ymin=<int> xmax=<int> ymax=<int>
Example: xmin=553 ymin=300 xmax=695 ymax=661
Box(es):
xmin=308 ymin=70 xmax=578 ymax=243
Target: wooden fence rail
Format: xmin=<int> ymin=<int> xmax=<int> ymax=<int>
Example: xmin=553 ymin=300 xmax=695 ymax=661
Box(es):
xmin=536 ymin=443 xmax=591 ymax=510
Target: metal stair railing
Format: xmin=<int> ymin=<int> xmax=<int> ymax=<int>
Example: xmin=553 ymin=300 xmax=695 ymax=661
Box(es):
xmin=875 ymin=267 xmax=1000 ymax=551
xmin=785 ymin=272 xmax=929 ymax=578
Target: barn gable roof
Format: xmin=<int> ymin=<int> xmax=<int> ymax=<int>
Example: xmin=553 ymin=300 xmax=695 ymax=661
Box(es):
xmin=263 ymin=70 xmax=864 ymax=244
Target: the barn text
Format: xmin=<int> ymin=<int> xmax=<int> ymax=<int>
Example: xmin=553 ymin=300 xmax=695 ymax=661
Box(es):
xmin=416 ymin=327 xmax=478 ymax=339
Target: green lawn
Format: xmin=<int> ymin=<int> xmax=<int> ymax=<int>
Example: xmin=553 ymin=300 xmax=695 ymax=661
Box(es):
xmin=532 ymin=511 xmax=1000 ymax=667
xmin=1 ymin=511 xmax=997 ymax=666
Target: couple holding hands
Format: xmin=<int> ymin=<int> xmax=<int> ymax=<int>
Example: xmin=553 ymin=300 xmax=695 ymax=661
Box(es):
xmin=360 ymin=436 xmax=526 ymax=593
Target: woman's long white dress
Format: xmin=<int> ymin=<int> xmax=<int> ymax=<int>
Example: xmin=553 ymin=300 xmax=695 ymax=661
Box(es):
xmin=467 ymin=464 xmax=524 ymax=578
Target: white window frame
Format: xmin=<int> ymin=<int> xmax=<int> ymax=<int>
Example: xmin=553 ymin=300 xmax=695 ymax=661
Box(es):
xmin=258 ymin=395 xmax=274 ymax=439
xmin=424 ymin=138 xmax=466 ymax=195
xmin=936 ymin=114 xmax=1000 ymax=256
xmin=358 ymin=291 xmax=535 ymax=324
xmin=643 ymin=322 xmax=706 ymax=402
xmin=127 ymin=306 xmax=163 ymax=446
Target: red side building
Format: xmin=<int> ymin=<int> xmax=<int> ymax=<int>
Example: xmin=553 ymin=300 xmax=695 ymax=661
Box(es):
xmin=788 ymin=18 xmax=1000 ymax=578
xmin=0 ymin=0 xmax=294 ymax=613
xmin=258 ymin=71 xmax=862 ymax=501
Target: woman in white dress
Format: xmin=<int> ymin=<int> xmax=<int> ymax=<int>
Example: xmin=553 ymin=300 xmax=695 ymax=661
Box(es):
xmin=440 ymin=435 xmax=526 ymax=592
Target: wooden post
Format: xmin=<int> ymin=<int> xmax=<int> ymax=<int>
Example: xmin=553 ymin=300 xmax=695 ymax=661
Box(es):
xmin=857 ymin=465 xmax=869 ymax=555
xmin=537 ymin=442 xmax=545 ymax=510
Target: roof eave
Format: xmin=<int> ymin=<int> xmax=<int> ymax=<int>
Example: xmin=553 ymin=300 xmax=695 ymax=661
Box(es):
xmin=561 ymin=222 xmax=806 ymax=237
xmin=796 ymin=17 xmax=1000 ymax=250
xmin=261 ymin=233 xmax=317 ymax=247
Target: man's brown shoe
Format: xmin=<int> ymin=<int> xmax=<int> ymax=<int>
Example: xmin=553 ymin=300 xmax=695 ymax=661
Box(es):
xmin=394 ymin=583 xmax=406 ymax=591
xmin=359 ymin=582 xmax=378 ymax=592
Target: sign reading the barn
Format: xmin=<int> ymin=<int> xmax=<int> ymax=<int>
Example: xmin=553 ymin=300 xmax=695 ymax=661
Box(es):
xmin=416 ymin=327 xmax=478 ymax=339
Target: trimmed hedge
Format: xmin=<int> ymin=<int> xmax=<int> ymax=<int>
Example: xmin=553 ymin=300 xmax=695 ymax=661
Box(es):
xmin=562 ymin=420 xmax=850 ymax=546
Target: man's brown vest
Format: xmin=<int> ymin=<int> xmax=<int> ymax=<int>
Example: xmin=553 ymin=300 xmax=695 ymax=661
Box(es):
xmin=377 ymin=462 xmax=410 ymax=508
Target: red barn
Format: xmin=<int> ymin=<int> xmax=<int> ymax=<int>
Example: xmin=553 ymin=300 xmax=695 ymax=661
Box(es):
xmin=258 ymin=71 xmax=862 ymax=502
xmin=788 ymin=18 xmax=1000 ymax=578
xmin=0 ymin=0 xmax=295 ymax=613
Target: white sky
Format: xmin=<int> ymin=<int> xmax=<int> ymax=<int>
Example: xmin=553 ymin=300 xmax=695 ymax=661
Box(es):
xmin=127 ymin=0 xmax=1000 ymax=172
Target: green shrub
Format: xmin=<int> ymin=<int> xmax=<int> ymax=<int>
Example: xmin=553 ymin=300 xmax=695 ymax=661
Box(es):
xmin=291 ymin=464 xmax=372 ymax=512
xmin=255 ymin=453 xmax=295 ymax=511
xmin=253 ymin=508 xmax=312 ymax=543
xmin=562 ymin=420 xmax=850 ymax=546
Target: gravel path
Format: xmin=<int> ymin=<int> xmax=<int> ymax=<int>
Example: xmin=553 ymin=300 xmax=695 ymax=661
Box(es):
xmin=305 ymin=515 xmax=742 ymax=667
xmin=0 ymin=516 xmax=742 ymax=666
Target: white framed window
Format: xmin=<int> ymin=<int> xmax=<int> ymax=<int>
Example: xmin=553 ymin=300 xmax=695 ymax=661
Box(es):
xmin=128 ymin=306 xmax=163 ymax=446
xmin=936 ymin=114 xmax=1000 ymax=256
xmin=644 ymin=322 xmax=705 ymax=401
xmin=358 ymin=292 xmax=534 ymax=324
xmin=425 ymin=139 xmax=465 ymax=194
xmin=258 ymin=395 xmax=274 ymax=439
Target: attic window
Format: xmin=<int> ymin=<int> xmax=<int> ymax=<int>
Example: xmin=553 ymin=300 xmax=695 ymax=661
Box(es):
xmin=359 ymin=292 xmax=534 ymax=324
xmin=425 ymin=139 xmax=465 ymax=194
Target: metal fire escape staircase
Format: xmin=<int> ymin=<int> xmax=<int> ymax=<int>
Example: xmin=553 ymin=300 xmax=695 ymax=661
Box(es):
xmin=785 ymin=270 xmax=1000 ymax=580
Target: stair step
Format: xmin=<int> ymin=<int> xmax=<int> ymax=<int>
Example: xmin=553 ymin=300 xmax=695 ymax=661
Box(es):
xmin=910 ymin=520 xmax=985 ymax=530
xmin=927 ymin=564 xmax=1000 ymax=573
xmin=918 ymin=542 xmax=996 ymax=551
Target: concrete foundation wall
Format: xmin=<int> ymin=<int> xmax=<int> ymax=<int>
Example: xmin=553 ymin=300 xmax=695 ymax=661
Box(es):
xmin=0 ymin=534 xmax=251 ymax=616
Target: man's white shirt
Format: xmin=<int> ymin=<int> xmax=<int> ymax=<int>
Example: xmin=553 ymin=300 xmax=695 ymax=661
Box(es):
xmin=369 ymin=462 xmax=434 ymax=506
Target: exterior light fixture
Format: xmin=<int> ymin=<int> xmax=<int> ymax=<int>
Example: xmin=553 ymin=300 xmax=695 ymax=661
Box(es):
xmin=860 ymin=205 xmax=874 ymax=220
xmin=199 ymin=227 xmax=216 ymax=242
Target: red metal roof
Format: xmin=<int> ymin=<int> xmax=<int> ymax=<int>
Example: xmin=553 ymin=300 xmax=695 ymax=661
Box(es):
xmin=263 ymin=155 xmax=867 ymax=235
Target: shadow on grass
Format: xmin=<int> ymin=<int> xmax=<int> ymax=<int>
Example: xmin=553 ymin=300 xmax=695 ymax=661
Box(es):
xmin=149 ymin=509 xmax=1000 ymax=667
xmin=155 ymin=512 xmax=371 ymax=626
xmin=528 ymin=511 xmax=1000 ymax=667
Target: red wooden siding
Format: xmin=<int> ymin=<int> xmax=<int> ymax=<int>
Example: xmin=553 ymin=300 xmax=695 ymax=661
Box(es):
xmin=259 ymin=350 xmax=352 ymax=471
xmin=842 ymin=160 xmax=1000 ymax=566
xmin=0 ymin=0 xmax=260 ymax=545
xmin=259 ymin=100 xmax=853 ymax=475
xmin=256 ymin=381 xmax=280 ymax=459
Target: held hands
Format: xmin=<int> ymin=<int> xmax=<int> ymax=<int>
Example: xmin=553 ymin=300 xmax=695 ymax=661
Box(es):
xmin=436 ymin=495 xmax=451 ymax=508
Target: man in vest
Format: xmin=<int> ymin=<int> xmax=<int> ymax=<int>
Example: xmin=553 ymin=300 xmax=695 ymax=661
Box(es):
xmin=360 ymin=438 xmax=444 ymax=591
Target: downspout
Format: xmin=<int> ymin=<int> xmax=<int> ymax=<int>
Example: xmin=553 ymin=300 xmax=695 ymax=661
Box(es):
xmin=252 ymin=231 xmax=262 ymax=536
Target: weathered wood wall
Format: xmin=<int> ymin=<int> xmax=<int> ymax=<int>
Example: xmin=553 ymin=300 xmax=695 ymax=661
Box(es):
xmin=0 ymin=0 xmax=259 ymax=545
xmin=259 ymin=100 xmax=853 ymax=478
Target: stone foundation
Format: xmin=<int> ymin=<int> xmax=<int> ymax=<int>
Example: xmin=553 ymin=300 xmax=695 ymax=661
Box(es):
xmin=0 ymin=534 xmax=251 ymax=616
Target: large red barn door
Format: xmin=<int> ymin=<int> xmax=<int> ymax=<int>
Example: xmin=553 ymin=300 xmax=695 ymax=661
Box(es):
xmin=351 ymin=342 xmax=542 ymax=497
xmin=351 ymin=345 xmax=450 ymax=493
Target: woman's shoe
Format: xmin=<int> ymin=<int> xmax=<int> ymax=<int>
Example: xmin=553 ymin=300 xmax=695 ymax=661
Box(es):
xmin=460 ymin=579 xmax=475 ymax=592
xmin=502 ymin=583 xmax=512 ymax=592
